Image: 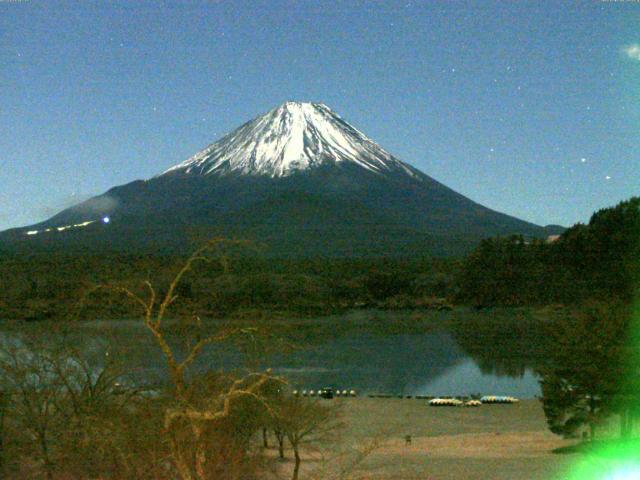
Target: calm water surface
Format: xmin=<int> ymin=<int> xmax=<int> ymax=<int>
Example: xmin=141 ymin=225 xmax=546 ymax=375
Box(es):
xmin=264 ymin=330 xmax=541 ymax=398
xmin=3 ymin=310 xmax=543 ymax=398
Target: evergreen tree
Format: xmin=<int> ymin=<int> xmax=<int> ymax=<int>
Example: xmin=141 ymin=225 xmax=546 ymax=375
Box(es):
xmin=456 ymin=197 xmax=640 ymax=306
xmin=538 ymin=302 xmax=632 ymax=439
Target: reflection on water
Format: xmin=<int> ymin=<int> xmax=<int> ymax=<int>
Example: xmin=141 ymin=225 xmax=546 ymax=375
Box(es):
xmin=253 ymin=329 xmax=541 ymax=398
xmin=264 ymin=330 xmax=466 ymax=395
xmin=415 ymin=359 xmax=540 ymax=398
xmin=1 ymin=311 xmax=546 ymax=399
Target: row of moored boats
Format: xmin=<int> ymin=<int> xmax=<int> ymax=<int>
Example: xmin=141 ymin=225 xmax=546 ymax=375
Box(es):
xmin=429 ymin=396 xmax=520 ymax=407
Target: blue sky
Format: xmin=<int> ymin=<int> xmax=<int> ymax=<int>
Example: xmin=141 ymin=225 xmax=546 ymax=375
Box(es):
xmin=1 ymin=0 xmax=639 ymax=231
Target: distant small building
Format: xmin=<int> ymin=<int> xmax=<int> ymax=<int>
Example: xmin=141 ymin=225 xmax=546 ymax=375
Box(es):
xmin=546 ymin=235 xmax=561 ymax=243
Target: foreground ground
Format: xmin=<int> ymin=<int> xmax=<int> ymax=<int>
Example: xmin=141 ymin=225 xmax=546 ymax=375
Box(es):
xmin=271 ymin=398 xmax=577 ymax=480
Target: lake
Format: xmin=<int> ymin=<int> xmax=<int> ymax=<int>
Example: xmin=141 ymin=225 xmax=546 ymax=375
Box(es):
xmin=1 ymin=308 xmax=545 ymax=399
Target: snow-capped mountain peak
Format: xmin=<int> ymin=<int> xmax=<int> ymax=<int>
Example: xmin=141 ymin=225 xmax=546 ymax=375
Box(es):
xmin=162 ymin=101 xmax=415 ymax=178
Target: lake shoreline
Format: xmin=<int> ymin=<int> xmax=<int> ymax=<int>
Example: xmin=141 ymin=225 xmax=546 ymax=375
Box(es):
xmin=281 ymin=398 xmax=577 ymax=480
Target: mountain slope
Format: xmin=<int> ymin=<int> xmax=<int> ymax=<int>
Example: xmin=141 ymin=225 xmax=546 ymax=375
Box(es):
xmin=0 ymin=102 xmax=561 ymax=257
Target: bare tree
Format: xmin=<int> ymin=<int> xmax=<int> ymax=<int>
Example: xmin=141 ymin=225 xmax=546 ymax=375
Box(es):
xmin=0 ymin=330 xmax=146 ymax=480
xmin=305 ymin=423 xmax=393 ymax=480
xmin=83 ymin=238 xmax=284 ymax=480
xmin=0 ymin=342 xmax=66 ymax=479
xmin=272 ymin=395 xmax=341 ymax=480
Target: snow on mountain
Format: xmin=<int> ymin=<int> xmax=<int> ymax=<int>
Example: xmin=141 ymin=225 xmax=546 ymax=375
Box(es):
xmin=162 ymin=101 xmax=418 ymax=178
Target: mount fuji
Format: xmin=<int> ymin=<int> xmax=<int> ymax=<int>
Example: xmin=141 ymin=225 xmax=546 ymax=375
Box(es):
xmin=0 ymin=102 xmax=561 ymax=257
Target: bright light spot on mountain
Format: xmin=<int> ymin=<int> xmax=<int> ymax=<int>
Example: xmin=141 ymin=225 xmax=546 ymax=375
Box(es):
xmin=74 ymin=221 xmax=94 ymax=227
xmin=102 ymin=216 xmax=110 ymax=224
xmin=26 ymin=230 xmax=38 ymax=235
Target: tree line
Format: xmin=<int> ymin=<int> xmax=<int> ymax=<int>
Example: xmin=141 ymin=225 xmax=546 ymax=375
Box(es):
xmin=0 ymin=252 xmax=459 ymax=322
xmin=455 ymin=197 xmax=639 ymax=307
